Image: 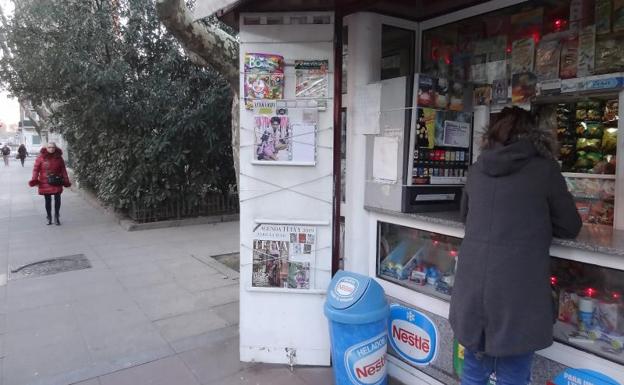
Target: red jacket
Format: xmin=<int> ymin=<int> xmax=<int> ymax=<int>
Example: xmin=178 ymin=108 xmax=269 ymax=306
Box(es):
xmin=29 ymin=148 xmax=71 ymax=195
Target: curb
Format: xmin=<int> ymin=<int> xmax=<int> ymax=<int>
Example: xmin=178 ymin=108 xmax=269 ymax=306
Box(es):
xmin=70 ymin=182 xmax=239 ymax=232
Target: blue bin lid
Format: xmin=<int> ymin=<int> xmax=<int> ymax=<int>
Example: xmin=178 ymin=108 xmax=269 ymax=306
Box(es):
xmin=324 ymin=270 xmax=389 ymax=324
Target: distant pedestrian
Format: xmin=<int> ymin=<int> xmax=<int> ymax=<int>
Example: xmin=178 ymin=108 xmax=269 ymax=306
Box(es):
xmin=17 ymin=144 xmax=28 ymax=167
xmin=28 ymin=142 xmax=71 ymax=225
xmin=1 ymin=144 xmax=10 ymax=166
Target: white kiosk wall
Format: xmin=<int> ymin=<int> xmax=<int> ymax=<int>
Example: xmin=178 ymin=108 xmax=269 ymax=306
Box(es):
xmin=238 ymin=12 xmax=335 ymax=366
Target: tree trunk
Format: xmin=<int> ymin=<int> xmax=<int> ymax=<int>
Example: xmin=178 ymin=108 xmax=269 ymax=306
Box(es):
xmin=230 ymin=90 xmax=240 ymax=190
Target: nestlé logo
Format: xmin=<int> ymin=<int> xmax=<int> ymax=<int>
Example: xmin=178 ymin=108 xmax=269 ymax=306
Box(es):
xmin=345 ymin=333 xmax=387 ymax=385
xmin=388 ymin=304 xmax=438 ymax=366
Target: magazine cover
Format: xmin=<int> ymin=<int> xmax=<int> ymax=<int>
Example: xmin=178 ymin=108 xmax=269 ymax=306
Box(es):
xmin=252 ymin=239 xmax=289 ymax=288
xmin=416 ymin=108 xmax=436 ymax=149
xmin=615 ymin=0 xmax=624 ymax=32
xmin=288 ymin=262 xmax=311 ymax=289
xmin=435 ymin=111 xmax=472 ymax=147
xmin=474 ymin=84 xmax=492 ymax=106
xmin=595 ymin=0 xmax=612 ymax=35
xmin=448 ymin=80 xmax=465 ymax=111
xmin=252 ymin=224 xmax=316 ymax=289
xmin=492 ymin=79 xmax=509 ymax=105
xmin=434 ymin=78 xmax=449 ymax=109
xmin=254 ymin=115 xmax=291 ymax=162
xmin=512 ymin=72 xmax=537 ymax=105
xmin=417 ymin=75 xmax=434 ymax=107
xmin=535 ymin=40 xmax=561 ymax=81
xmin=295 ymin=60 xmax=329 ymax=109
xmin=511 ymin=38 xmax=536 ymax=74
xmin=560 ymin=35 xmax=579 ymax=79
xmin=244 ymin=53 xmax=285 ymax=107
xmin=577 ymin=25 xmax=596 ymax=77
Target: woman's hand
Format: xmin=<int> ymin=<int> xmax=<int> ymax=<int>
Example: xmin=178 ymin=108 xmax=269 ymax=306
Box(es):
xmin=63 ymin=180 xmax=71 ymax=188
xmin=28 ymin=179 xmax=39 ymax=187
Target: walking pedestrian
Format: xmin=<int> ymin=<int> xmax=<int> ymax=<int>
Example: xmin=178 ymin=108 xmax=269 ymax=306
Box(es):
xmin=17 ymin=144 xmax=28 ymax=167
xmin=28 ymin=142 xmax=71 ymax=225
xmin=1 ymin=143 xmax=10 ymax=166
xmin=449 ymin=107 xmax=582 ymax=385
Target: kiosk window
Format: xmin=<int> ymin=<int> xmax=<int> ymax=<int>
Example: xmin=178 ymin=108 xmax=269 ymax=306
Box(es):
xmin=552 ymin=257 xmax=624 ymax=364
xmin=381 ymin=25 xmax=415 ymax=80
xmin=377 ymin=222 xmax=459 ymax=301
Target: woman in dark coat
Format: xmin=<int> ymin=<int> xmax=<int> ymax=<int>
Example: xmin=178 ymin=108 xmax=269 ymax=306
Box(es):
xmin=449 ymin=107 xmax=582 ymax=385
xmin=28 ymin=143 xmax=71 ymax=225
xmin=17 ymin=144 xmax=28 ymax=167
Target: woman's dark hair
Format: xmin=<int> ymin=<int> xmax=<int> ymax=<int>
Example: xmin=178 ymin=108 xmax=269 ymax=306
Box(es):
xmin=482 ymin=106 xmax=559 ymax=158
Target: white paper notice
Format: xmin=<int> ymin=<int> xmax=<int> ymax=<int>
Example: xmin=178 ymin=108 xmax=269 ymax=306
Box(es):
xmin=443 ymin=120 xmax=471 ymax=148
xmin=290 ymin=123 xmax=316 ymax=164
xmin=372 ymin=136 xmax=399 ymax=183
xmin=355 ymin=83 xmax=381 ymax=134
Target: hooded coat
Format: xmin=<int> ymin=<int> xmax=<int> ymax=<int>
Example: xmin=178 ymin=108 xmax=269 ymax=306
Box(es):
xmin=449 ymin=137 xmax=582 ymax=357
xmin=28 ymin=147 xmax=71 ymax=195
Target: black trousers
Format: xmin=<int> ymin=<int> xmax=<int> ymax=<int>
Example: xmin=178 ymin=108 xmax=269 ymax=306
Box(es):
xmin=44 ymin=193 xmax=61 ymax=218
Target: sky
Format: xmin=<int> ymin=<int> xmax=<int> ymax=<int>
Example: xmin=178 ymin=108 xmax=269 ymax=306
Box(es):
xmin=0 ymin=0 xmax=18 ymax=130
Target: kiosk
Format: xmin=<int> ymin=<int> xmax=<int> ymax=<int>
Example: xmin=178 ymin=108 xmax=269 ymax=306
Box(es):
xmin=195 ymin=0 xmax=624 ymax=383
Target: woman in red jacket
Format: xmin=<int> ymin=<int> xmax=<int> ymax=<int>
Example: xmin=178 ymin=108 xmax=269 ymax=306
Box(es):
xmin=28 ymin=143 xmax=71 ymax=225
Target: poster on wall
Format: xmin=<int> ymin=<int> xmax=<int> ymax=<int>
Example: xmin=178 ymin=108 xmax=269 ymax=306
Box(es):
xmin=252 ymin=223 xmax=316 ymax=290
xmin=253 ymin=110 xmax=316 ymax=165
xmin=244 ymin=53 xmax=285 ymax=109
xmin=295 ymin=60 xmax=329 ymax=110
xmin=443 ymin=120 xmax=471 ymax=148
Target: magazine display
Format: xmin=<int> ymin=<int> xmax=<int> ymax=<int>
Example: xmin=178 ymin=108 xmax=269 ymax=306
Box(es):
xmin=295 ymin=60 xmax=329 ymax=109
xmin=253 ymin=101 xmax=316 ymax=165
xmin=244 ymin=53 xmax=285 ymax=109
xmin=252 ymin=224 xmax=316 ymax=289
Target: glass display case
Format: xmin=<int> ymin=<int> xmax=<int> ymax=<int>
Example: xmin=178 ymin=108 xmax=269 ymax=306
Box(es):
xmin=377 ymin=222 xmax=460 ymax=301
xmin=378 ymin=223 xmax=624 ymax=366
xmin=552 ymin=257 xmax=624 ymax=364
xmin=538 ymin=96 xmax=618 ymax=227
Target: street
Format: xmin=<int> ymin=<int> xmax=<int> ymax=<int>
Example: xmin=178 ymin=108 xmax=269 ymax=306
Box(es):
xmin=0 ymin=159 xmax=336 ymax=385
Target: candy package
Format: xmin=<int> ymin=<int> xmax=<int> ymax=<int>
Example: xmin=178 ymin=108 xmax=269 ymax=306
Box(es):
xmin=536 ymin=40 xmax=561 ymax=81
xmin=574 ymin=149 xmax=602 ymax=169
xmin=588 ymin=200 xmax=615 ymax=225
xmin=604 ymin=100 xmax=619 ymax=122
xmin=559 ymin=290 xmax=580 ymax=325
xmin=576 ymin=123 xmax=604 ymax=139
xmin=602 ymin=128 xmax=618 ymax=154
xmin=418 ymin=75 xmax=435 ymax=107
xmin=595 ymin=36 xmax=624 ymax=74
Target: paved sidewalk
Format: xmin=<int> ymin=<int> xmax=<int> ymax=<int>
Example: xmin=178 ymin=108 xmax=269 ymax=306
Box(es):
xmin=0 ymin=161 xmax=343 ymax=385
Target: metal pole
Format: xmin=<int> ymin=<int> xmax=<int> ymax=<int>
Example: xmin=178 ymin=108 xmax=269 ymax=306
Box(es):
xmin=331 ymin=9 xmax=344 ymax=276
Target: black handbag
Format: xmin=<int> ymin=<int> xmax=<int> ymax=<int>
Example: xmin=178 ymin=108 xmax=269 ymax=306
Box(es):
xmin=45 ymin=161 xmax=64 ymax=186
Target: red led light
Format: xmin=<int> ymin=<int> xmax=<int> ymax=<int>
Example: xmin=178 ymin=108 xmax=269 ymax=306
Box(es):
xmin=433 ymin=240 xmax=439 ymax=246
xmin=532 ymin=31 xmax=541 ymax=44
xmin=449 ymin=250 xmax=458 ymax=257
xmin=550 ymin=276 xmax=557 ymax=285
xmin=613 ymin=292 xmax=621 ymax=300
xmin=553 ymin=18 xmax=567 ymax=32
xmin=585 ymin=288 xmax=596 ymax=297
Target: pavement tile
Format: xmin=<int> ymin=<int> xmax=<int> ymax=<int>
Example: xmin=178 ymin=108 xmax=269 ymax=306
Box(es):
xmin=98 ymin=356 xmax=200 ymax=385
xmin=169 ymin=325 xmax=239 ymax=354
xmin=155 ymin=308 xmax=229 ymax=344
xmin=215 ymin=365 xmax=309 ymax=385
xmin=178 ymin=336 xmax=251 ymax=385
xmin=211 ymin=301 xmax=239 ymax=326
xmin=4 ymin=332 xmax=90 ymax=385
xmin=296 ymin=366 xmax=335 ymax=385
xmin=71 ymin=379 xmax=100 ymax=385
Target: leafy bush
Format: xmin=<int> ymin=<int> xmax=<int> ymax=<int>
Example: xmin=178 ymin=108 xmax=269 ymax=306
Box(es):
xmin=1 ymin=0 xmax=235 ymax=211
